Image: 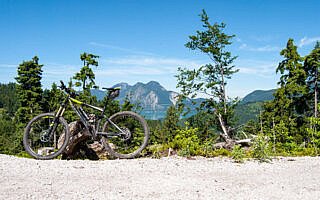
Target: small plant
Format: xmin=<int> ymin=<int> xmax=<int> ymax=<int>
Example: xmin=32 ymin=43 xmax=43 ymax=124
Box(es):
xmin=306 ymin=117 xmax=320 ymax=155
xmin=210 ymin=148 xmax=231 ymax=157
xmin=231 ymin=145 xmax=245 ymax=163
xmin=172 ymin=122 xmax=200 ymax=157
xmin=145 ymin=144 xmax=169 ymax=158
xmin=199 ymin=139 xmax=215 ymax=157
xmin=252 ymin=134 xmax=272 ymax=162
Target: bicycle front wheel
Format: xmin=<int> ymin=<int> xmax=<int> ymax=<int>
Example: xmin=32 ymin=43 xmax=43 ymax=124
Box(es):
xmin=23 ymin=113 xmax=70 ymax=160
xmin=102 ymin=111 xmax=149 ymax=159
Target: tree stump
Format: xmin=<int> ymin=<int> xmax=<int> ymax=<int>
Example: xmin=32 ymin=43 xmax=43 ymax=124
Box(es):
xmin=58 ymin=121 xmax=109 ymax=160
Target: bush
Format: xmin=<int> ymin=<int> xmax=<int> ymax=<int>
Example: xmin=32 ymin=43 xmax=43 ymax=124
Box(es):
xmin=231 ymin=145 xmax=245 ymax=163
xmin=252 ymin=134 xmax=272 ymax=162
xmin=171 ymin=122 xmax=200 ymax=157
xmin=145 ymin=144 xmax=170 ymax=158
xmin=210 ymin=148 xmax=231 ymax=157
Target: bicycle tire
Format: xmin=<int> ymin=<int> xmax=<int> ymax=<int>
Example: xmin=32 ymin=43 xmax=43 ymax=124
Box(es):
xmin=23 ymin=113 xmax=70 ymax=160
xmin=102 ymin=111 xmax=149 ymax=159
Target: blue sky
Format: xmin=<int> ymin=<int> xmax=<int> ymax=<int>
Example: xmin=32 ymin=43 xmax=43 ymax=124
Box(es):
xmin=0 ymin=0 xmax=319 ymax=97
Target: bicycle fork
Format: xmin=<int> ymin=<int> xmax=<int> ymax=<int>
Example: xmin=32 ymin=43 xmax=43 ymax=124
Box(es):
xmin=41 ymin=106 xmax=66 ymax=147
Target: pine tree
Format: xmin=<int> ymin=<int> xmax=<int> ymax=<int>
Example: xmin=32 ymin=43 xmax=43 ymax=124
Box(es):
xmin=41 ymin=82 xmax=64 ymax=113
xmin=73 ymin=52 xmax=99 ymax=94
xmin=0 ymin=83 xmax=18 ymax=116
xmin=304 ymin=41 xmax=320 ymax=117
xmin=162 ymin=106 xmax=180 ymax=143
xmin=262 ymin=39 xmax=307 ymax=145
xmin=15 ymin=56 xmax=43 ymax=123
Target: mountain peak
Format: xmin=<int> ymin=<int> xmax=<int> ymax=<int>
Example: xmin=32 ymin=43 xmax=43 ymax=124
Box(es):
xmin=241 ymin=89 xmax=275 ymax=104
xmin=146 ymin=81 xmax=165 ymax=91
xmin=113 ymin=82 xmax=130 ymax=89
xmin=146 ymin=81 xmax=161 ymax=86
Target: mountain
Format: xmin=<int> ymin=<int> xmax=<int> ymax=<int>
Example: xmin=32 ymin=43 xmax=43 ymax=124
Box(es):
xmin=92 ymin=81 xmax=202 ymax=120
xmin=235 ymin=89 xmax=275 ymax=125
xmin=240 ymin=89 xmax=275 ymax=104
xmin=92 ymin=81 xmax=276 ymax=122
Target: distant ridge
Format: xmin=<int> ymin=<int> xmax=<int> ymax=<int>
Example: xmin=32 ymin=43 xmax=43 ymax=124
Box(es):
xmin=241 ymin=89 xmax=275 ymax=104
xmin=91 ymin=81 xmax=275 ymax=122
xmin=91 ymin=81 xmax=202 ymax=120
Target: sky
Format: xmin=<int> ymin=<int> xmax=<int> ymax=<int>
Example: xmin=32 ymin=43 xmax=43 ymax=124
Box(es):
xmin=0 ymin=0 xmax=319 ymax=98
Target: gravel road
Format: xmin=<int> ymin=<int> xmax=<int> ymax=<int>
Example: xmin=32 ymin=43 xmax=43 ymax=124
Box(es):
xmin=0 ymin=154 xmax=319 ymax=200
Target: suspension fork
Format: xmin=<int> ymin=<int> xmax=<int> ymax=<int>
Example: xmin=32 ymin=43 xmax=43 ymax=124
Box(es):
xmin=46 ymin=100 xmax=67 ymax=139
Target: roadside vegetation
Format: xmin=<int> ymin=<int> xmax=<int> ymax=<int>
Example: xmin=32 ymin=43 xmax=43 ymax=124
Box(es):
xmin=0 ymin=10 xmax=319 ymax=162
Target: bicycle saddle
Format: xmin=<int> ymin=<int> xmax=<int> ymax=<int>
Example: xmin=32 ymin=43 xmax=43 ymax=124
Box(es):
xmin=102 ymin=87 xmax=121 ymax=91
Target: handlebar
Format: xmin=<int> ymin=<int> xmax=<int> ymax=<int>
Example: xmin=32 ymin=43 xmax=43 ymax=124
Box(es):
xmin=59 ymin=80 xmax=78 ymax=98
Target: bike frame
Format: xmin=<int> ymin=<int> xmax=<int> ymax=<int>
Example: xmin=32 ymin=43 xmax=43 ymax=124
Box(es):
xmin=52 ymin=94 xmax=125 ymax=139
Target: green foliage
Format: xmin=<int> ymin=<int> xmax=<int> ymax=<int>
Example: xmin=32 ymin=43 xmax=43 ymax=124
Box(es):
xmin=306 ymin=116 xmax=320 ymax=155
xmin=251 ymin=134 xmax=272 ymax=162
xmin=231 ymin=145 xmax=245 ymax=163
xmin=144 ymin=143 xmax=171 ymax=158
xmin=0 ymin=110 xmax=24 ymax=155
xmin=209 ymin=148 xmax=231 ymax=157
xmin=146 ymin=119 xmax=163 ymax=145
xmin=15 ymin=56 xmax=43 ymax=123
xmin=187 ymin=111 xmax=218 ymax=141
xmin=262 ymin=39 xmax=308 ymax=146
xmin=162 ymin=106 xmax=180 ymax=143
xmin=0 ymin=83 xmax=18 ymax=116
xmin=176 ymin=9 xmax=239 ymax=141
xmin=304 ymin=42 xmax=320 ymax=117
xmin=41 ymin=82 xmax=65 ymax=113
xmin=73 ymin=52 xmax=99 ymax=93
xmin=234 ymin=102 xmax=264 ymax=125
xmin=171 ymin=122 xmax=200 ymax=157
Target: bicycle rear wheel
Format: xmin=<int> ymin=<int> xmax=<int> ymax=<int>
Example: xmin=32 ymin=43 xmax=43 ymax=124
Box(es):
xmin=102 ymin=111 xmax=149 ymax=159
xmin=23 ymin=113 xmax=70 ymax=160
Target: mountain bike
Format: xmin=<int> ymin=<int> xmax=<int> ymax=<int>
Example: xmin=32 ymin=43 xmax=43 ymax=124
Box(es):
xmin=23 ymin=81 xmax=149 ymax=160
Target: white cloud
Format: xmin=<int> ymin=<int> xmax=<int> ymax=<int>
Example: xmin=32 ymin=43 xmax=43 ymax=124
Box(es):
xmin=89 ymin=42 xmax=155 ymax=56
xmin=42 ymin=63 xmax=78 ymax=76
xmin=298 ymin=36 xmax=320 ymax=47
xmin=98 ymin=56 xmax=203 ymax=76
xmin=239 ymin=43 xmax=280 ymax=52
xmin=0 ymin=64 xmax=17 ymax=68
xmin=236 ymin=59 xmax=277 ymax=77
xmin=250 ymin=35 xmax=279 ymax=42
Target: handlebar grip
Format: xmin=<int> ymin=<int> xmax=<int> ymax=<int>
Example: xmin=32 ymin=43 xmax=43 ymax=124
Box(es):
xmin=59 ymin=80 xmax=79 ymax=97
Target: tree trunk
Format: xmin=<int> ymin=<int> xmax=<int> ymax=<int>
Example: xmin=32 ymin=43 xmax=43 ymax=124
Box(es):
xmin=220 ymin=65 xmax=227 ymax=115
xmin=216 ymin=112 xmax=231 ymax=143
xmin=58 ymin=121 xmax=108 ymax=160
xmin=315 ymin=68 xmax=318 ymax=117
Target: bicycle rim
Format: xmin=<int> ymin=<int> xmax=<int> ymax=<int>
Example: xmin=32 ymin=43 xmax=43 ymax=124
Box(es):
xmin=24 ymin=113 xmax=69 ymax=159
xmin=102 ymin=111 xmax=149 ymax=158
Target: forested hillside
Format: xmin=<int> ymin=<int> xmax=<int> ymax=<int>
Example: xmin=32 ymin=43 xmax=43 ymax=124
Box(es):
xmin=0 ymin=83 xmax=18 ymax=116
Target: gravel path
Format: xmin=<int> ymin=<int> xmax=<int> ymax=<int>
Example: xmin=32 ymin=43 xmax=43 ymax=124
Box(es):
xmin=0 ymin=154 xmax=319 ymax=200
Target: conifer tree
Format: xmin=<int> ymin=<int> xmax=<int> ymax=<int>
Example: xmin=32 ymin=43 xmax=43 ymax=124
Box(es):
xmin=15 ymin=56 xmax=43 ymax=123
xmin=162 ymin=105 xmax=180 ymax=142
xmin=73 ymin=52 xmax=99 ymax=94
xmin=304 ymin=41 xmax=320 ymax=117
xmin=262 ymin=39 xmax=306 ymax=144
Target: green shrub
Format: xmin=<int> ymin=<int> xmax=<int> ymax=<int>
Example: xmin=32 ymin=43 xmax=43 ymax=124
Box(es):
xmin=231 ymin=145 xmax=245 ymax=163
xmin=291 ymin=147 xmax=318 ymax=157
xmin=145 ymin=144 xmax=170 ymax=158
xmin=198 ymin=139 xmax=215 ymax=157
xmin=252 ymin=134 xmax=272 ymax=162
xmin=210 ymin=148 xmax=231 ymax=157
xmin=171 ymin=122 xmax=200 ymax=157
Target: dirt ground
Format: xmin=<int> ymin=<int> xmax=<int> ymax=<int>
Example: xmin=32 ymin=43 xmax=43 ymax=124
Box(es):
xmin=0 ymin=154 xmax=319 ymax=200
